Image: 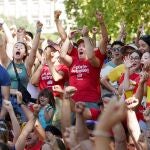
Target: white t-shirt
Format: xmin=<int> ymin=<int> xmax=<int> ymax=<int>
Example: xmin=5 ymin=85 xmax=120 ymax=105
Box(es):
xmin=27 ymin=82 xmax=39 ymax=99
xmin=100 ymin=64 xmax=118 ymax=96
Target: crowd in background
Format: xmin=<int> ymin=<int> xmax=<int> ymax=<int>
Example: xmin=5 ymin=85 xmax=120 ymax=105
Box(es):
xmin=0 ymin=9 xmax=150 ymax=150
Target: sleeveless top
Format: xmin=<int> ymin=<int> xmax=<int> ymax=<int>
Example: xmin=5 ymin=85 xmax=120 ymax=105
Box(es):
xmin=38 ymin=106 xmax=55 ymax=129
xmin=7 ymin=62 xmax=29 ymax=89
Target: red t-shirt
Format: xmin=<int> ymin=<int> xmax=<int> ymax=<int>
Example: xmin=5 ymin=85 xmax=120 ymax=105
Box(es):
xmin=119 ymin=72 xmax=140 ymax=95
xmin=90 ymin=108 xmax=101 ymax=120
xmin=69 ymin=48 xmax=105 ymax=102
xmin=119 ymin=72 xmax=145 ymax=121
xmin=69 ymin=45 xmax=78 ymax=57
xmin=24 ymin=140 xmax=43 ymax=150
xmin=38 ymin=64 xmax=68 ymax=96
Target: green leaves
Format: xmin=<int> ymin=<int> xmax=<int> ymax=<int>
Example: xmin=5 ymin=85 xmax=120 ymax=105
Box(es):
xmin=64 ymin=0 xmax=150 ymax=42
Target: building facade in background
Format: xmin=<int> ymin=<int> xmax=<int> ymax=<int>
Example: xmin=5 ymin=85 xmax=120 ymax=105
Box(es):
xmin=0 ymin=0 xmax=66 ymax=33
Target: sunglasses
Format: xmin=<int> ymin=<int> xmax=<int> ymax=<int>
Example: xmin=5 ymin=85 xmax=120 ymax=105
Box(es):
xmin=112 ymin=47 xmax=121 ymax=52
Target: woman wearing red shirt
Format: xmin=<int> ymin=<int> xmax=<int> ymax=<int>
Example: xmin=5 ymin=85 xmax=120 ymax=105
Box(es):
xmin=60 ymin=11 xmax=108 ymax=108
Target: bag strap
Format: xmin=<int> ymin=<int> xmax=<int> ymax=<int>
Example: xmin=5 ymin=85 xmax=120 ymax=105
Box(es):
xmin=12 ymin=61 xmax=21 ymax=82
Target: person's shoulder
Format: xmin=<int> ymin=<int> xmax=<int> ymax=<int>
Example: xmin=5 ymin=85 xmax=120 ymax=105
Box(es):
xmin=108 ymin=64 xmax=125 ymax=75
xmin=114 ymin=64 xmax=125 ymax=70
xmin=0 ymin=64 xmax=9 ymax=74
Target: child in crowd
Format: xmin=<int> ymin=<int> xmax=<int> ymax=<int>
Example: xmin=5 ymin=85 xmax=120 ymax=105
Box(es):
xmin=35 ymin=88 xmax=56 ymax=129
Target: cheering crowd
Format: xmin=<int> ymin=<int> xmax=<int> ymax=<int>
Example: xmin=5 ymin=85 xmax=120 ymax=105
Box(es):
xmin=0 ymin=9 xmax=150 ymax=150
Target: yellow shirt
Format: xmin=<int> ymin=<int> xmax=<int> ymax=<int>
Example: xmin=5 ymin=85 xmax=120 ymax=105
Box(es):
xmin=107 ymin=64 xmax=125 ymax=82
xmin=146 ymin=79 xmax=150 ymax=104
xmin=107 ymin=64 xmax=136 ymax=98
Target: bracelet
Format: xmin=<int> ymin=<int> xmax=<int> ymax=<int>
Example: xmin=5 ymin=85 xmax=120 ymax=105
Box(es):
xmin=36 ymin=29 xmax=42 ymax=33
xmin=93 ymin=130 xmax=111 ymax=138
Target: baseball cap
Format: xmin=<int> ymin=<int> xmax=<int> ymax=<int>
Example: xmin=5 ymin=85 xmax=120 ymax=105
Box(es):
xmin=76 ymin=39 xmax=84 ymax=46
xmin=120 ymin=43 xmax=138 ymax=55
xmin=47 ymin=39 xmax=61 ymax=51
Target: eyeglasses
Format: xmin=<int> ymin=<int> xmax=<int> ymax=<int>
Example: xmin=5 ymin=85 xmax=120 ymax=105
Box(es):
xmin=130 ymin=56 xmax=140 ymax=61
xmin=112 ymin=48 xmax=121 ymax=52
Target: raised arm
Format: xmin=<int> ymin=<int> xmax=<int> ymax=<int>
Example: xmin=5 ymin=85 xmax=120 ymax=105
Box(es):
xmin=94 ymin=100 xmax=127 ymax=150
xmin=92 ymin=27 xmax=98 ymax=47
xmin=30 ymin=64 xmax=43 ymax=85
xmin=0 ymin=29 xmax=10 ymax=67
xmin=135 ymin=25 xmax=143 ymax=47
xmin=75 ymin=102 xmax=89 ymax=141
xmin=3 ymin=100 xmax=21 ymax=144
xmin=118 ymin=57 xmax=133 ymax=93
xmin=0 ymin=18 xmax=14 ymax=59
xmin=134 ymin=72 xmax=149 ymax=103
xmin=54 ymin=10 xmax=67 ymax=42
xmin=112 ymin=123 xmax=127 ymax=150
xmin=46 ymin=49 xmax=64 ymax=82
xmin=117 ymin=22 xmax=126 ymax=43
xmin=52 ymin=85 xmax=77 ymax=133
xmin=60 ymin=37 xmax=73 ymax=66
xmin=16 ymin=91 xmax=46 ymax=141
xmin=15 ymin=116 xmax=36 ymax=150
xmin=82 ymin=26 xmax=100 ymax=67
xmin=25 ymin=21 xmax=43 ymax=76
xmin=96 ymin=11 xmax=108 ymax=55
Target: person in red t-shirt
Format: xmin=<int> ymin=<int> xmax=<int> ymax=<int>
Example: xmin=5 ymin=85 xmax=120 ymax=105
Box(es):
xmin=60 ymin=11 xmax=108 ymax=108
xmin=31 ymin=43 xmax=68 ymax=96
xmin=31 ymin=42 xmax=69 ymax=129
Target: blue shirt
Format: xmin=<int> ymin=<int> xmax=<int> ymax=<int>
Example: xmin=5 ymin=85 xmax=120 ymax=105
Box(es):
xmin=0 ymin=64 xmax=11 ymax=101
xmin=38 ymin=106 xmax=55 ymax=129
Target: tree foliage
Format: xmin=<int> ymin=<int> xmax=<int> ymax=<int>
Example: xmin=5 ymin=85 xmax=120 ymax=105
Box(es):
xmin=64 ymin=0 xmax=150 ymax=41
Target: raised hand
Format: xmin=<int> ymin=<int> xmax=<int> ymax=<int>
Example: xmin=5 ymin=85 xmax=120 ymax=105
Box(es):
xmin=41 ymin=54 xmax=46 ymax=66
xmin=96 ymin=11 xmax=104 ymax=24
xmin=92 ymin=27 xmax=98 ymax=34
xmin=54 ymin=10 xmax=61 ymax=21
xmin=16 ymin=91 xmax=23 ymax=104
xmin=142 ymin=60 xmax=150 ymax=71
xmin=75 ymin=102 xmax=86 ymax=114
xmin=0 ymin=18 xmax=4 ymax=29
xmin=125 ymin=96 xmax=139 ymax=109
xmin=68 ymin=30 xmax=78 ymax=40
xmin=124 ymin=56 xmax=132 ymax=69
xmin=64 ymin=86 xmax=77 ymax=98
xmin=139 ymin=71 xmax=149 ymax=83
xmin=96 ymin=100 xmax=127 ymax=131
xmin=36 ymin=21 xmax=43 ymax=31
xmin=137 ymin=24 xmax=144 ymax=34
xmin=45 ymin=47 xmax=53 ymax=62
xmin=81 ymin=25 xmax=89 ymax=37
xmin=17 ymin=27 xmax=26 ymax=42
xmin=52 ymin=85 xmax=64 ymax=94
xmin=63 ymin=127 xmax=78 ymax=148
xmin=33 ymin=104 xmax=41 ymax=114
xmin=3 ymin=100 xmax=13 ymax=112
